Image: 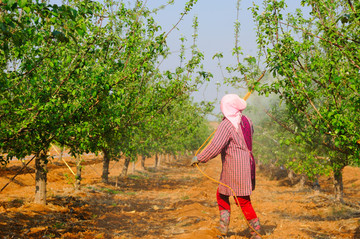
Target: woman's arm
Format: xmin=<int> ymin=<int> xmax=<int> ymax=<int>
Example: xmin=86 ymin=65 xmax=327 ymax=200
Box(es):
xmin=197 ymin=120 xmax=231 ymax=163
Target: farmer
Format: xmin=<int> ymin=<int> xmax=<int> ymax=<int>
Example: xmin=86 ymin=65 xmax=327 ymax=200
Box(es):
xmin=191 ymin=94 xmax=261 ymax=239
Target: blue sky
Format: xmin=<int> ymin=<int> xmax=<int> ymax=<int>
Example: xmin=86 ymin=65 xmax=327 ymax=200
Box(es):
xmin=147 ymin=0 xmax=258 ymax=103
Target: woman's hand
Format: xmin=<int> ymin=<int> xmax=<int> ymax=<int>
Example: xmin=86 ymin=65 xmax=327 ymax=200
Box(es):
xmin=190 ymin=156 xmax=199 ymax=166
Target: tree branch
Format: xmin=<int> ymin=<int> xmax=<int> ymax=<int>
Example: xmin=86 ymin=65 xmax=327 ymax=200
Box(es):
xmin=279 ymin=21 xmax=360 ymax=70
xmin=347 ymin=0 xmax=356 ymax=13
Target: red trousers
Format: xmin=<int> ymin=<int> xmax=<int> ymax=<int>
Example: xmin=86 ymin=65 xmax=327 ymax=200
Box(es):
xmin=216 ymin=188 xmax=257 ymax=221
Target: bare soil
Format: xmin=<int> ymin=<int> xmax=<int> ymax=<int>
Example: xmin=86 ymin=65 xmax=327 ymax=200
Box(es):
xmin=0 ymin=149 xmax=359 ymax=239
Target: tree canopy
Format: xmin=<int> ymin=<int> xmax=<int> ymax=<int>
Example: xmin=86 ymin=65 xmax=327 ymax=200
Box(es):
xmin=0 ymin=0 xmax=212 ymax=204
xmin=248 ymin=0 xmax=360 ymax=201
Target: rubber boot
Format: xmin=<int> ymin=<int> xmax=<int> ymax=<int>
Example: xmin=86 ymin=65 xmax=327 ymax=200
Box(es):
xmin=217 ymin=210 xmax=230 ymax=236
xmin=248 ymin=217 xmax=261 ymax=239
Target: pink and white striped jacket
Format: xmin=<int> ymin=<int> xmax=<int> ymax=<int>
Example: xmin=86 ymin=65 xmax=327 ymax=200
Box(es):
xmin=197 ymin=115 xmax=255 ymax=196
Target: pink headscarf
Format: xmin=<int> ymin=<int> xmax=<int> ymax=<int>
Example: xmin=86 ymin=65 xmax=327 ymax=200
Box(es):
xmin=220 ymin=94 xmax=247 ymax=131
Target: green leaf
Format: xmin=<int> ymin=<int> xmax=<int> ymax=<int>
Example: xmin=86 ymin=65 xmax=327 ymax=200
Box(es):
xmin=18 ymin=0 xmax=27 ymax=8
xmin=7 ymin=0 xmax=17 ymax=8
xmin=23 ymin=6 xmax=30 ymax=13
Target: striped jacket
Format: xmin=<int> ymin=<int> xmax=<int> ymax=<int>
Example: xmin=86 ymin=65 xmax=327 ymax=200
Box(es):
xmin=197 ymin=115 xmax=255 ymax=196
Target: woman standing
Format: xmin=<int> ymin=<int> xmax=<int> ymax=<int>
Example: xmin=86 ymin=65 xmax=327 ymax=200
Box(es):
xmin=191 ymin=94 xmax=261 ymax=239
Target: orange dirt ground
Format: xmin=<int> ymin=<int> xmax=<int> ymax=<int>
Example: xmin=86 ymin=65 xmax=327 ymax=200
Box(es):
xmin=0 ymin=149 xmax=359 ymax=239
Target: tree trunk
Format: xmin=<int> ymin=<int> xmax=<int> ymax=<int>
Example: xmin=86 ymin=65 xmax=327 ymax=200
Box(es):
xmin=75 ymin=155 xmax=82 ymax=190
xmin=288 ymin=170 xmax=295 ymax=185
xmin=120 ymin=157 xmax=131 ymax=177
xmin=158 ymin=154 xmax=161 ymax=167
xmin=181 ymin=151 xmax=185 ymax=159
xmin=132 ymin=161 xmax=136 ymax=174
xmin=35 ymin=152 xmax=48 ymax=205
xmin=269 ymin=164 xmax=275 ymax=180
xmin=101 ymin=149 xmax=110 ymax=183
xmin=172 ymin=152 xmax=177 ymax=161
xmin=141 ymin=155 xmax=146 ymax=170
xmin=154 ymin=154 xmax=158 ymax=169
xmin=312 ymin=176 xmax=320 ymax=191
xmin=333 ymin=167 xmax=344 ymax=202
xmin=298 ymin=174 xmax=306 ymax=188
xmin=184 ymin=150 xmax=189 ymax=158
